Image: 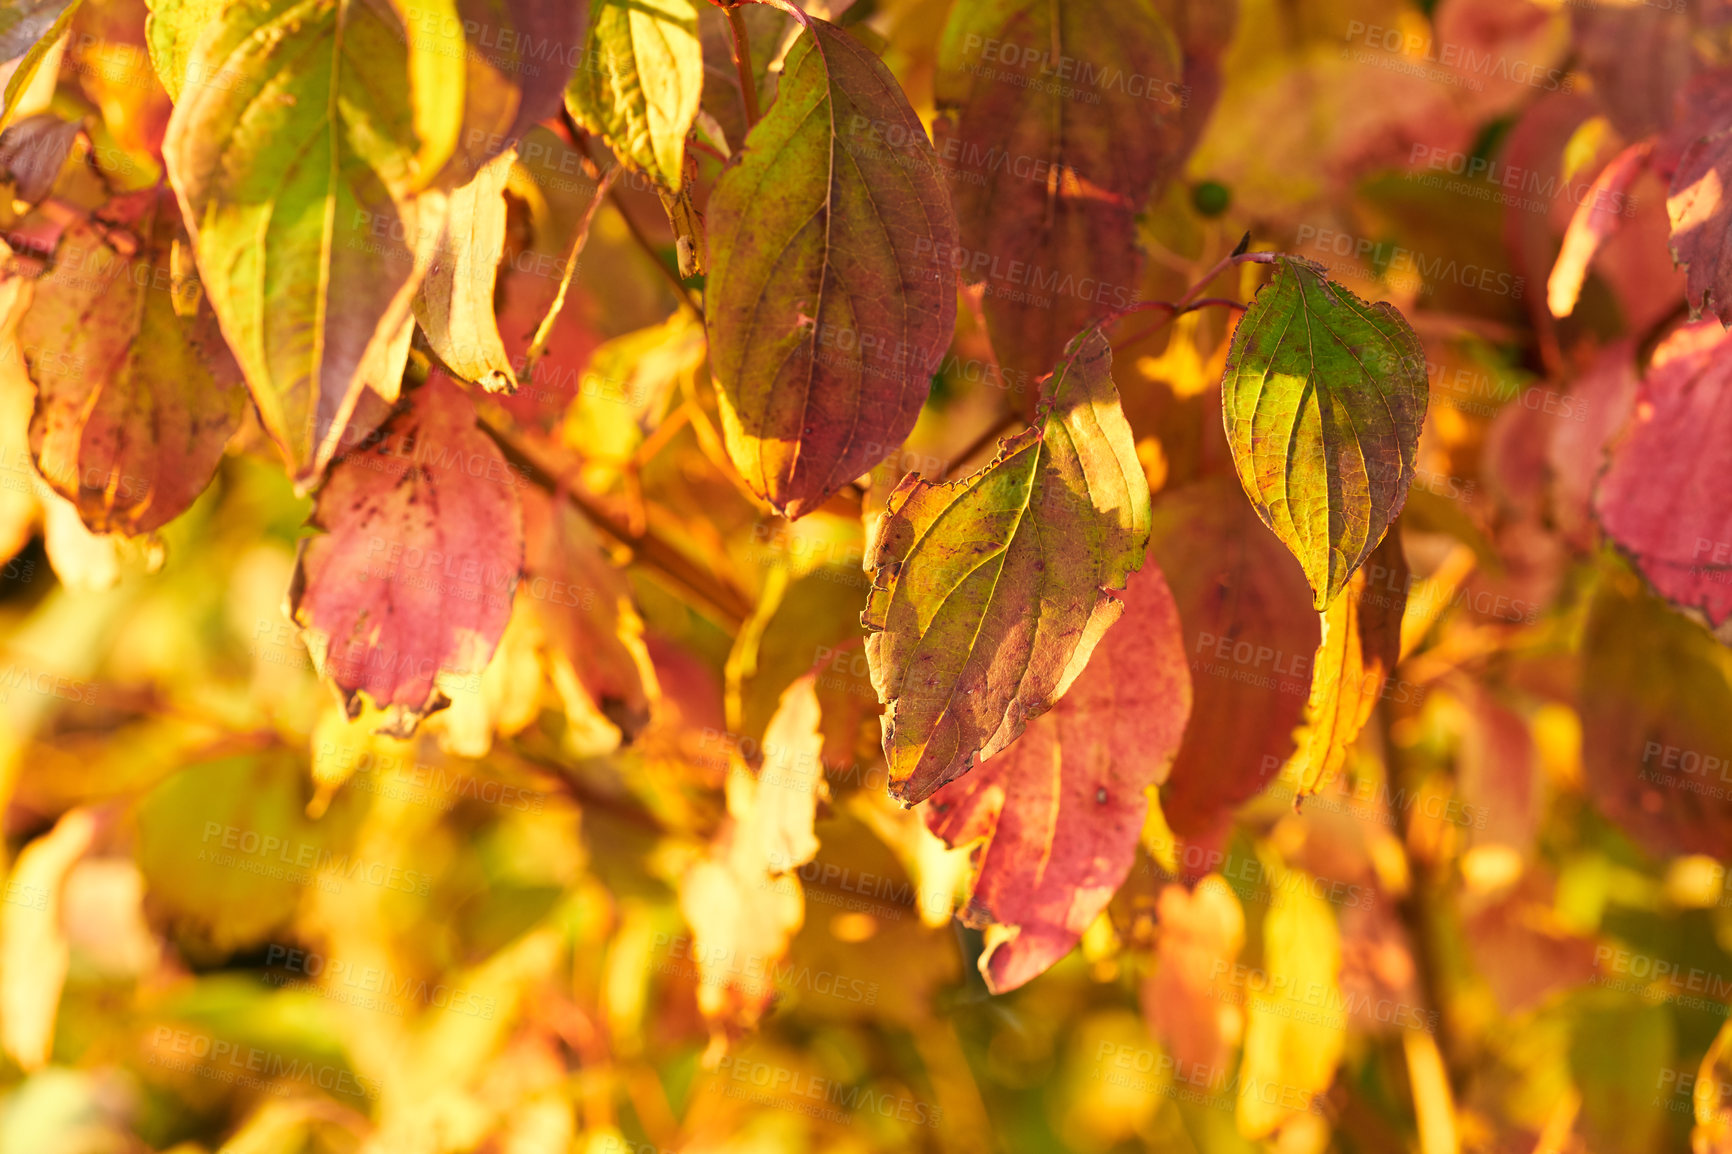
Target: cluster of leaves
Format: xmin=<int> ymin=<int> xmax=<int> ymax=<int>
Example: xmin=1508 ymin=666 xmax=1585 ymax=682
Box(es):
xmin=2 ymin=0 xmax=1732 ymax=1151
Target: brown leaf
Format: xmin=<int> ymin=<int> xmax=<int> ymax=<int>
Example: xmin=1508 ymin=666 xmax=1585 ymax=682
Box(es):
xmin=23 ymin=186 xmax=247 ymax=535
xmin=1595 ymin=321 xmax=1732 ymax=625
xmin=290 ymin=371 xmax=525 ymax=736
xmin=924 ymin=560 xmax=1191 ymax=993
xmin=1150 ymin=478 xmax=1318 ymax=839
xmin=933 ymin=0 xmax=1183 ymax=380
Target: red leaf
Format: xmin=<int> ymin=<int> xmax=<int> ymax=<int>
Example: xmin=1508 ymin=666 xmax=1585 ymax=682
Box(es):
xmin=1149 ymin=478 xmax=1318 ymax=840
xmin=924 ymin=560 xmax=1191 ymax=993
xmin=933 ymin=0 xmax=1184 ymax=381
xmin=1595 ymin=321 xmax=1732 ymax=624
xmin=290 ymin=372 xmax=524 ymax=736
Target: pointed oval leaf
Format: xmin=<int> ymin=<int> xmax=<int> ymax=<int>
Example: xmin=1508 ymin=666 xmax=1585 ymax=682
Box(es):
xmin=863 ymin=329 xmax=1149 ymax=805
xmin=934 ymin=0 xmax=1184 ymax=380
xmin=705 ymin=12 xmax=957 ymax=519
xmin=438 ymin=0 xmax=586 ymax=184
xmin=1595 ymin=321 xmax=1732 ymax=625
xmin=23 ymin=187 xmax=246 ymax=535
xmin=290 ymin=372 xmax=524 ymax=736
xmin=565 ymin=0 xmax=703 ymax=192
xmin=1221 ymin=255 xmax=1429 ymax=609
xmin=163 ymin=0 xmax=448 ymax=484
xmin=413 ymin=152 xmax=515 ymax=391
xmin=925 ymin=559 xmax=1190 ymax=993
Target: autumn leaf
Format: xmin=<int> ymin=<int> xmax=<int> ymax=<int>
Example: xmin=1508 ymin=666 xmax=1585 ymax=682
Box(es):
xmin=1594 ymin=321 xmax=1732 ymax=625
xmin=22 ymin=186 xmax=246 ymax=535
xmin=1150 ymin=477 xmax=1317 ymax=840
xmin=1221 ymin=255 xmax=1429 ymax=610
xmin=1669 ymin=123 xmax=1732 ymax=325
xmin=933 ymin=0 xmax=1184 ymax=381
xmin=520 ymin=486 xmax=655 ymax=742
xmin=1579 ymin=561 xmax=1732 ymax=860
xmin=0 ymin=0 xmax=78 ymax=132
xmin=1287 ymin=527 xmax=1408 ymax=799
xmin=414 ymin=152 xmax=517 ymax=392
xmin=924 ymin=559 xmax=1191 ymax=993
xmin=863 ymin=329 xmax=1149 ymax=805
xmin=1142 ymin=876 xmax=1244 ymax=1079
xmin=1236 ymin=867 xmax=1345 ymax=1139
xmin=290 ymin=371 xmax=524 ymax=736
xmin=1548 ymin=140 xmax=1651 ymax=319
xmin=681 ymin=674 xmax=826 ymax=1037
xmin=162 ymin=0 xmax=449 ymax=484
xmin=705 ymin=10 xmax=957 ymax=519
xmin=438 ymin=0 xmax=587 ymax=184
xmin=566 ymin=0 xmax=704 ymax=192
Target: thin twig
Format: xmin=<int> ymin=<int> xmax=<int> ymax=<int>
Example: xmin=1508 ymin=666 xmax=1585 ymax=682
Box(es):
xmin=726 ymin=5 xmax=761 ymax=128
xmin=475 ymin=404 xmax=753 ymax=626
xmin=521 ymin=166 xmax=621 ymax=380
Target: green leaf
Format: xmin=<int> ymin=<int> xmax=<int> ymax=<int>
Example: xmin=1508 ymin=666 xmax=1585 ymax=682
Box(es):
xmin=565 ymin=0 xmax=703 ymax=191
xmin=1220 ymin=255 xmax=1428 ymax=609
xmin=705 ymin=11 xmax=957 ymax=520
xmin=862 ymin=329 xmax=1149 ymax=805
xmin=163 ymin=0 xmax=448 ymax=484
xmin=413 ymin=151 xmax=515 ymax=391
xmin=145 ymin=0 xmax=225 ymax=102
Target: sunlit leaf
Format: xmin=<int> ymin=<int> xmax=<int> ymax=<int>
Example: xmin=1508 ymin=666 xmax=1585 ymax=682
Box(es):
xmin=1288 ymin=527 xmax=1407 ymax=799
xmin=1237 ymin=867 xmax=1344 ymax=1139
xmin=162 ymin=0 xmax=449 ymax=483
xmin=705 ymin=10 xmax=957 ymax=519
xmin=863 ymin=329 xmax=1149 ymax=804
xmin=414 ymin=152 xmax=516 ymax=392
xmin=565 ymin=0 xmax=704 ymax=192
xmin=1221 ymin=256 xmax=1429 ymax=609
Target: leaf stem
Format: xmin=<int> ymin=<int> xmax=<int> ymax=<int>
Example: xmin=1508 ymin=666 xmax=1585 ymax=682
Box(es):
xmin=727 ymin=5 xmax=761 ymax=129
xmin=605 ymin=182 xmax=704 ymax=315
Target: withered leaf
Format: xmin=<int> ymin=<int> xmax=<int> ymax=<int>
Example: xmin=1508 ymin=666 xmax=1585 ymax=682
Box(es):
xmin=290 ymin=371 xmax=524 ymax=737
xmin=24 ymin=186 xmax=246 ymax=535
